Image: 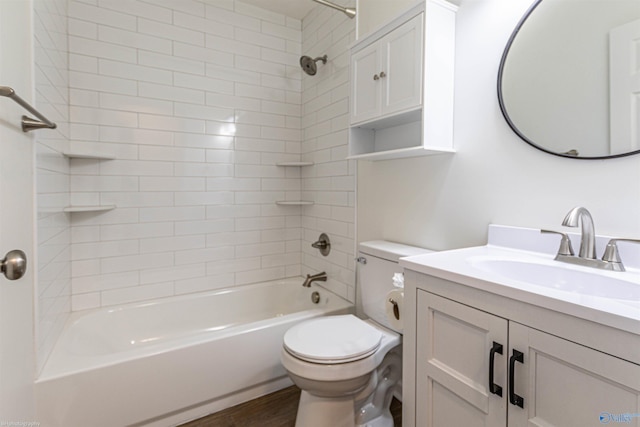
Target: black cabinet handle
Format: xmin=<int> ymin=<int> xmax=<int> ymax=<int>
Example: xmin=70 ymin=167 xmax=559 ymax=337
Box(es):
xmin=489 ymin=341 xmax=503 ymax=397
xmin=509 ymin=349 xmax=524 ymax=408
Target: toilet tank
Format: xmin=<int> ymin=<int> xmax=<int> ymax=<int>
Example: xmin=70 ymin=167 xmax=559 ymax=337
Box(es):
xmin=358 ymin=241 xmax=432 ymax=332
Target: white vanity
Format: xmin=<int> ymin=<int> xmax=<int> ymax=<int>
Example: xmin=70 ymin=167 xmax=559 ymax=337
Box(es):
xmin=399 ymin=224 xmax=640 ymax=427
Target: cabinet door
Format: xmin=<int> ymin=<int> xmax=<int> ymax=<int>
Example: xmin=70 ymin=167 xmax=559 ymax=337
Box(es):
xmin=416 ymin=291 xmax=508 ymax=427
xmin=508 ymin=322 xmax=640 ymax=427
xmin=381 ymin=13 xmax=423 ymax=116
xmin=350 ymin=42 xmax=381 ymax=124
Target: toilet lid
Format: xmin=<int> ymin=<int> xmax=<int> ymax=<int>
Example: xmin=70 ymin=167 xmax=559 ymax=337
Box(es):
xmin=283 ymin=315 xmax=382 ymax=363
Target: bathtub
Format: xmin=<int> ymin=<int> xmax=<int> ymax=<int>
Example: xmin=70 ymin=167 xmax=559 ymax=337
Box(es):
xmin=35 ymin=278 xmax=352 ymax=427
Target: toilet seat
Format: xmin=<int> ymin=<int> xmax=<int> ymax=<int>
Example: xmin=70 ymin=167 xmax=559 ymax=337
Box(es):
xmin=284 ymin=315 xmax=382 ymax=364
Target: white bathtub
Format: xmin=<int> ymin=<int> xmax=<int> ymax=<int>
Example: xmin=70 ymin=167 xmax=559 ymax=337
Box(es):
xmin=35 ymin=278 xmax=352 ymax=427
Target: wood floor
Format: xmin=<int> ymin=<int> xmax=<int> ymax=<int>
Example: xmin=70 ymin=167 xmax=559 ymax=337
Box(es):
xmin=179 ymin=386 xmax=402 ymax=427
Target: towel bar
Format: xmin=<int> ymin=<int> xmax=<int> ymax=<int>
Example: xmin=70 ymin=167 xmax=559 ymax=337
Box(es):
xmin=0 ymin=85 xmax=57 ymax=132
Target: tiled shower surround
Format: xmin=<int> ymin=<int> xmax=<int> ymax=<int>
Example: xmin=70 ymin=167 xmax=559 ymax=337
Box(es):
xmin=35 ymin=0 xmax=355 ymax=370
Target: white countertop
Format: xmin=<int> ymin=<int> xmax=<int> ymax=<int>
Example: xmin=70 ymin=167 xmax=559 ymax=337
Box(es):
xmin=399 ymin=225 xmax=640 ymax=335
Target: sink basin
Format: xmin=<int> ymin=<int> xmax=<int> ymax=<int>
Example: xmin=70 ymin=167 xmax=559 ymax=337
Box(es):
xmin=470 ymin=257 xmax=640 ymax=301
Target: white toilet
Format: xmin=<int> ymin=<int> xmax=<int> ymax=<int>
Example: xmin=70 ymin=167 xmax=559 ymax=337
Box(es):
xmin=281 ymin=241 xmax=432 ymax=427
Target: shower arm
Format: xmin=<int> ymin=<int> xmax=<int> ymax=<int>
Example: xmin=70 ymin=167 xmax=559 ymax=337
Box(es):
xmin=310 ymin=0 xmax=356 ymax=18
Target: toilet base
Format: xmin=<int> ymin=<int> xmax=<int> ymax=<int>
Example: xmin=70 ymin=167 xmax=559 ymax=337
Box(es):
xmin=294 ymin=390 xmax=356 ymax=427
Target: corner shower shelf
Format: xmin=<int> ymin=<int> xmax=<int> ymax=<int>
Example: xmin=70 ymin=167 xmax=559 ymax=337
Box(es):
xmin=63 ymin=152 xmax=116 ymax=160
xmin=275 ymin=162 xmax=314 ymax=167
xmin=275 ymin=201 xmax=315 ymax=206
xmin=63 ymin=205 xmax=116 ymax=213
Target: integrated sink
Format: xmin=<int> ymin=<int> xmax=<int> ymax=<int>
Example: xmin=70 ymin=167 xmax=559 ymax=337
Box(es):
xmin=469 ymin=256 xmax=640 ymax=301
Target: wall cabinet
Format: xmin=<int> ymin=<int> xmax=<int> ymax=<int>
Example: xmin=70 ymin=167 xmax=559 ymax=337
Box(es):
xmin=348 ymin=0 xmax=457 ymax=161
xmin=351 ymin=14 xmax=423 ymax=125
xmin=404 ymin=272 xmax=640 ymax=427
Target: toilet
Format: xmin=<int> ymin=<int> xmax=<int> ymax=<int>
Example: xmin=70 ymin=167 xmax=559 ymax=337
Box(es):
xmin=281 ymin=241 xmax=432 ymax=427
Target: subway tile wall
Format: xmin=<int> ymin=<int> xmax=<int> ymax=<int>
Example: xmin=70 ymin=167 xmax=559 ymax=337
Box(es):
xmin=34 ymin=0 xmax=71 ymax=373
xmin=66 ymin=0 xmax=356 ymax=309
xmin=300 ymin=4 xmax=356 ymax=302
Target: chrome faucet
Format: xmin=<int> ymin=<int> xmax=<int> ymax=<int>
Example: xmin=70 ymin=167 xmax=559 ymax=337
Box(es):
xmin=302 ymin=271 xmax=327 ymax=287
xmin=561 ymin=207 xmax=596 ymax=259
xmin=542 ymin=207 xmax=640 ymax=272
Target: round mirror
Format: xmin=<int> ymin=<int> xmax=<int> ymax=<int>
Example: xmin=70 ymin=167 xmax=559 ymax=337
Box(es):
xmin=498 ymin=0 xmax=640 ymax=159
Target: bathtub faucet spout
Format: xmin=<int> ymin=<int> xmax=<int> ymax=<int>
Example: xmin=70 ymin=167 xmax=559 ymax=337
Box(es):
xmin=302 ymin=272 xmax=327 ymax=287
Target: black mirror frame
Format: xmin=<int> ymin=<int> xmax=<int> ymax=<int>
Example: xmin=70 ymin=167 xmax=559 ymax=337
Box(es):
xmin=497 ymin=0 xmax=640 ymax=160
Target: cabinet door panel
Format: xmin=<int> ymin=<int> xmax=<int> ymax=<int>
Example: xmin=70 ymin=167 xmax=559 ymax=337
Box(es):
xmin=350 ymin=43 xmax=381 ymax=124
xmin=382 ymin=14 xmax=423 ymax=116
xmin=509 ymin=322 xmax=640 ymax=427
xmin=417 ymin=291 xmax=508 ymax=427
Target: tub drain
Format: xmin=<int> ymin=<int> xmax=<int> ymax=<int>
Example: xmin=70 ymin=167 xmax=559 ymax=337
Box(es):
xmin=311 ymin=291 xmax=320 ymax=304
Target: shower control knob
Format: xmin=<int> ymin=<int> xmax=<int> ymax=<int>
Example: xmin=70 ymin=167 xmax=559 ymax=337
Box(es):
xmin=373 ymin=74 xmax=379 ymax=81
xmin=379 ymin=71 xmax=386 ymax=78
xmin=1 ymin=249 xmax=27 ymax=281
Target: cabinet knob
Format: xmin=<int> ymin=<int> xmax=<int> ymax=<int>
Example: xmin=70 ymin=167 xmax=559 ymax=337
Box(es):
xmin=379 ymin=71 xmax=386 ymax=78
xmin=373 ymin=74 xmax=379 ymax=81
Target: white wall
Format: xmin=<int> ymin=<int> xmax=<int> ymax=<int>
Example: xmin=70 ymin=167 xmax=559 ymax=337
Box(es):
xmin=358 ymin=0 xmax=640 ymax=250
xmin=301 ymin=3 xmax=356 ymax=301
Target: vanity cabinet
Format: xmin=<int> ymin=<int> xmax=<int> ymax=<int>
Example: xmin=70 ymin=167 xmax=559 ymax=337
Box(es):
xmin=348 ymin=0 xmax=457 ymax=160
xmin=351 ymin=14 xmax=423 ymax=125
xmin=405 ymin=272 xmax=640 ymax=427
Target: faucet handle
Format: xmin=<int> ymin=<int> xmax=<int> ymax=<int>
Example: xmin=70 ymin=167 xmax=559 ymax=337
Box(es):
xmin=541 ymin=229 xmax=575 ymax=256
xmin=601 ymin=238 xmax=640 ymax=270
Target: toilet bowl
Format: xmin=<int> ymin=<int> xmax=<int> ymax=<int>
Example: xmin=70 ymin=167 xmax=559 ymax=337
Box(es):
xmin=281 ymin=241 xmax=432 ymax=427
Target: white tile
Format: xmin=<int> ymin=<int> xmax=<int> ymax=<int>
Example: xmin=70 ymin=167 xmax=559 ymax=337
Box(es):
xmin=174 ymin=103 xmax=234 ymax=123
xmin=139 ymin=145 xmax=205 ymax=162
xmin=174 ymin=163 xmax=234 ymax=177
xmin=205 ymin=4 xmax=260 ymax=31
xmin=98 ymin=25 xmax=172 ymax=54
xmin=138 ymin=18 xmax=204 ymax=46
xmin=139 ymin=206 xmax=205 ymax=223
xmin=101 ymin=252 xmax=173 ymax=274
xmin=70 ymin=71 xmax=137 ymax=95
xmin=139 ymin=114 xmax=205 ymax=134
xmin=173 ymin=12 xmax=234 ymax=38
xmin=174 ymin=192 xmax=233 ymax=206
xmin=68 ymin=18 xmax=97 ymax=38
xmin=236 ymin=27 xmax=285 ymax=51
xmin=69 ymin=54 xmax=98 ymax=73
xmin=70 ymin=106 xmax=138 ymax=128
xmin=138 ymin=82 xmax=205 ymax=104
xmin=72 ymin=271 xmax=139 ymax=293
xmin=205 ymin=34 xmax=260 ymax=58
xmin=141 ymin=0 xmax=204 ymax=17
xmin=139 ymin=235 xmax=205 ymax=254
xmin=175 ymin=246 xmax=234 ymax=265
xmin=174 ymin=219 xmax=234 ymax=236
xmin=139 ymin=176 xmax=205 ymax=192
xmin=140 ymin=264 xmax=206 ymax=285
xmin=70 ymin=175 xmax=138 ymax=192
xmin=101 ymin=282 xmax=174 ymax=306
xmin=99 ymin=59 xmax=173 ymax=85
xmin=99 ymin=160 xmax=173 ymax=176
xmin=173 ymin=273 xmax=235 ymax=295
xmin=100 ymin=222 xmax=174 ymax=241
xmin=99 ymin=93 xmax=173 ymax=115
xmin=98 ymin=0 xmax=172 ymax=23
xmin=174 ymin=73 xmax=234 ymax=96
xmin=69 ymin=2 xmax=136 ymax=30
xmin=99 ymin=126 xmax=173 ymax=146
xmin=68 ymin=36 xmax=136 ymax=63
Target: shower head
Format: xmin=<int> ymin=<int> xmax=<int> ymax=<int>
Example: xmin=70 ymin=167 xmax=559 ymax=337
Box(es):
xmin=300 ymin=55 xmax=328 ymax=76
